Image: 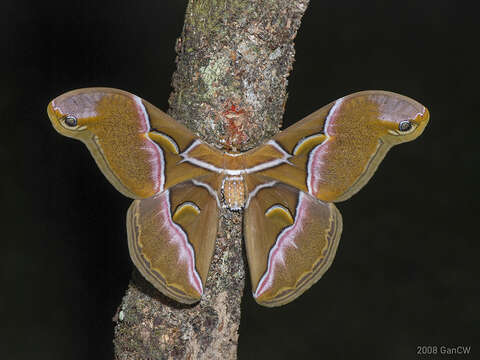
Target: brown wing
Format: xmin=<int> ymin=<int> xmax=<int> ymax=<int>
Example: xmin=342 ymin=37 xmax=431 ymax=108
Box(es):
xmin=47 ymin=87 xmax=217 ymax=198
xmin=244 ymin=176 xmax=342 ymax=306
xmin=252 ymin=91 xmax=429 ymax=202
xmin=127 ymin=178 xmax=220 ymax=304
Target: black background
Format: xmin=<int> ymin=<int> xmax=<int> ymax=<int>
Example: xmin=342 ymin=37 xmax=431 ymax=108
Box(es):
xmin=1 ymin=1 xmax=478 ymax=359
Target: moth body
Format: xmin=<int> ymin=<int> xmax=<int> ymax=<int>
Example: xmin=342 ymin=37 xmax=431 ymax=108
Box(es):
xmin=221 ymin=175 xmax=246 ymax=210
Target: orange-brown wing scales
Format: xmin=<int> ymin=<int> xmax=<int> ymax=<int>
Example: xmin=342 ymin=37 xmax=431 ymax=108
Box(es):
xmin=257 ymin=91 xmax=429 ymax=203
xmin=52 ymin=91 xmax=165 ymax=198
xmin=248 ymin=105 xmax=333 ymax=198
xmin=243 ymin=141 xmax=291 ymax=170
xmin=244 ymin=180 xmax=342 ymax=307
xmin=272 ymin=105 xmax=332 ymax=153
xmin=163 ymin=156 xmax=215 ymax=190
xmin=48 ymin=88 xmax=205 ymax=199
xmin=304 ymin=92 xmax=429 ymax=201
xmin=303 ymin=96 xmax=386 ymax=202
xmin=180 ymin=140 xmax=226 ymax=173
xmin=142 ymin=99 xmax=197 ymax=152
xmin=254 ymin=157 xmax=309 ymax=194
xmin=147 ymin=132 xmax=222 ymax=190
xmin=127 ymin=180 xmax=219 ymax=304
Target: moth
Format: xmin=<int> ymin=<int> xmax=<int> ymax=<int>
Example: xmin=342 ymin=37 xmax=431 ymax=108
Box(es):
xmin=47 ymin=88 xmax=429 ymax=307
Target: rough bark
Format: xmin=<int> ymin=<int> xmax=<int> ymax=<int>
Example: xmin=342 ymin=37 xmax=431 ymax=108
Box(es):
xmin=113 ymin=0 xmax=309 ymax=359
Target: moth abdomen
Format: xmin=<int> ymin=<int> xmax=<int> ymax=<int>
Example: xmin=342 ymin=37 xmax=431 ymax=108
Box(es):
xmin=222 ymin=176 xmax=246 ymax=210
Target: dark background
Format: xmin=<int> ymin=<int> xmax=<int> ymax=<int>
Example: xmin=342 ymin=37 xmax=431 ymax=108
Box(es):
xmin=1 ymin=1 xmax=478 ymax=359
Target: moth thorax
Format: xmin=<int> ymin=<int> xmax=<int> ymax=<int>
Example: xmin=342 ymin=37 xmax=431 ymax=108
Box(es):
xmin=222 ymin=176 xmax=246 ymax=210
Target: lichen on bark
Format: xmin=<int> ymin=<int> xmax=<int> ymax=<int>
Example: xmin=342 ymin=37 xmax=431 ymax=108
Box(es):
xmin=113 ymin=0 xmax=310 ymax=359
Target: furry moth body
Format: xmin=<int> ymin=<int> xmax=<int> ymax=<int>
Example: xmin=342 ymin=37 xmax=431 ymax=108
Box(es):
xmin=48 ymin=88 xmax=429 ymax=306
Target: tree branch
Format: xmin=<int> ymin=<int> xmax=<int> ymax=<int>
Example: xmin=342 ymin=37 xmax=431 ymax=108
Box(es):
xmin=113 ymin=1 xmax=309 ymax=358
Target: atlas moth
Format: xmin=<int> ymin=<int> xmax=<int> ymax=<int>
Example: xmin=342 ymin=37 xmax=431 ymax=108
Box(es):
xmin=48 ymin=88 xmax=429 ymax=306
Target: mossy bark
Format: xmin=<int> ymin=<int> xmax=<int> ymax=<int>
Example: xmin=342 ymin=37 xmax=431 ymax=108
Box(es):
xmin=113 ymin=0 xmax=309 ymax=358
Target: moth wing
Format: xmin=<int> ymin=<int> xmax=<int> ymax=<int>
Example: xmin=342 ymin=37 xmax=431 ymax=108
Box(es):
xmin=127 ymin=177 xmax=220 ymax=304
xmin=254 ymin=90 xmax=428 ymax=202
xmin=244 ymin=178 xmax=342 ymax=307
xmin=47 ymin=87 xmax=215 ymax=199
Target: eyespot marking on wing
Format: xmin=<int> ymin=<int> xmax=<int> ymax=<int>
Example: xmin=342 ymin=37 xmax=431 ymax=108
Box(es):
xmin=292 ymin=134 xmax=327 ymax=156
xmin=172 ymin=201 xmax=201 ymax=223
xmin=149 ymin=131 xmax=180 ymax=154
xmin=264 ymin=204 xmax=294 ymax=225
